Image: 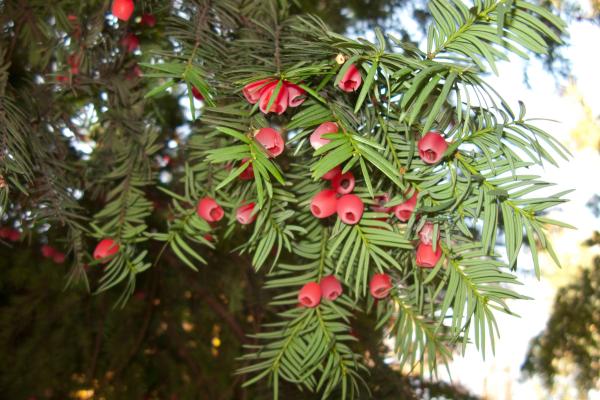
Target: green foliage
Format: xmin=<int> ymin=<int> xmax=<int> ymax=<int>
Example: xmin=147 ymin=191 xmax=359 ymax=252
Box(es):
xmin=0 ymin=0 xmax=570 ymax=399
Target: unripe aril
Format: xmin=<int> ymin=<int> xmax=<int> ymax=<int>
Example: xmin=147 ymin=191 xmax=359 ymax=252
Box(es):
xmin=319 ymin=275 xmax=342 ymax=300
xmin=196 ymin=197 xmax=224 ymax=222
xmin=310 ymin=189 xmax=338 ymax=218
xmin=336 ymin=194 xmax=364 ymax=225
xmin=298 ymin=282 xmax=321 ymax=308
xmin=332 ymin=171 xmax=355 ymax=195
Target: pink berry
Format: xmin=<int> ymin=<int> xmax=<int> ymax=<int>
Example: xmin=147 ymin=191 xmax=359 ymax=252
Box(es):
xmin=196 ymin=197 xmax=224 ymax=222
xmin=255 ymin=128 xmax=285 ymax=158
xmin=322 ymin=165 xmax=342 ymax=181
xmin=310 ymin=122 xmax=338 ymax=150
xmin=369 ymin=273 xmax=392 ymax=299
xmin=338 ymin=64 xmax=362 ymax=92
xmin=336 ymin=194 xmax=364 ymax=225
xmin=394 ymin=192 xmax=418 ymax=222
xmin=319 ymin=275 xmax=342 ymax=300
xmin=416 ymin=240 xmax=442 ymax=268
xmin=331 ymin=171 xmax=355 ymax=195
xmin=418 ymin=131 xmax=448 ymax=164
xmin=310 ymin=189 xmax=338 ymax=219
xmin=236 ymin=202 xmax=257 ymax=225
xmin=298 ymin=282 xmax=322 ymax=308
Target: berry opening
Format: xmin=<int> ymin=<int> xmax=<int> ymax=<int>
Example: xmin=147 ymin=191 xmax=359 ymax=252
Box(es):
xmin=398 ymin=210 xmax=410 ymax=220
xmin=344 ymin=212 xmax=356 ymax=222
xmin=343 ymin=80 xmax=357 ymax=90
xmin=311 ymin=205 xmax=321 ymax=216
xmin=326 ymin=291 xmax=340 ymax=300
xmin=375 ymin=287 xmax=389 ymax=296
xmin=340 ymin=179 xmax=350 ymax=189
xmin=210 ymin=208 xmax=222 ymax=220
xmin=300 ymin=296 xmax=313 ymax=306
xmin=268 ymin=145 xmax=281 ymax=155
xmin=424 ymin=149 xmax=436 ymax=162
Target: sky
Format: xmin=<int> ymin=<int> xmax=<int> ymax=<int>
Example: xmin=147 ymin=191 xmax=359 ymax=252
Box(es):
xmin=437 ymin=10 xmax=600 ymax=400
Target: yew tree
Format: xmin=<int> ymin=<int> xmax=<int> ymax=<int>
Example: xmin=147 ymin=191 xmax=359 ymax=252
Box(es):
xmin=0 ymin=0 xmax=571 ymax=398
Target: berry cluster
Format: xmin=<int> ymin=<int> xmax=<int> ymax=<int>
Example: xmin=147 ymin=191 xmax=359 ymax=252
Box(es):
xmin=40 ymin=245 xmax=67 ymax=264
xmin=297 ymin=275 xmax=343 ymax=308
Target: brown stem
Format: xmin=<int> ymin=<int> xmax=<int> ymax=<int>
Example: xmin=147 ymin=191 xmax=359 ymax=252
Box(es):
xmin=274 ymin=25 xmax=282 ymax=73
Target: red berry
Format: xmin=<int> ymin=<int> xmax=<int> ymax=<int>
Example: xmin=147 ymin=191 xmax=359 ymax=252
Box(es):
xmin=336 ymin=194 xmax=364 ymax=225
xmin=41 ymin=244 xmax=56 ymax=258
xmin=322 ymin=165 xmax=342 ymax=180
xmin=418 ymin=131 xmax=448 ymax=164
xmin=196 ymin=197 xmax=224 ymax=222
xmin=298 ymin=282 xmax=321 ymax=308
xmin=369 ymin=273 xmax=392 ymax=299
xmin=0 ymin=227 xmax=10 ymax=239
xmin=338 ymin=64 xmax=362 ymax=92
xmin=310 ymin=189 xmax=338 ymax=219
xmin=331 ymin=171 xmax=355 ymax=195
xmin=243 ymin=79 xmax=275 ymax=104
xmin=310 ymin=122 xmax=338 ymax=150
xmin=53 ymin=252 xmax=66 ymax=264
xmin=111 ymin=0 xmax=134 ymax=21
xmin=416 ymin=240 xmax=442 ymax=268
xmin=258 ymin=82 xmax=289 ymax=114
xmin=121 ymin=33 xmax=139 ymax=53
xmin=239 ymin=158 xmax=254 ymax=180
xmin=319 ymin=275 xmax=342 ymax=300
xmin=7 ymin=229 xmax=20 ymax=242
xmin=140 ymin=13 xmax=156 ymax=27
xmin=255 ymin=128 xmax=284 ymax=158
xmin=67 ymin=54 xmax=80 ymax=74
xmin=394 ymin=192 xmax=418 ymax=222
xmin=192 ymin=86 xmax=204 ymax=101
xmin=236 ymin=202 xmax=257 ymax=225
xmin=372 ymin=193 xmax=392 ymax=213
xmin=93 ymin=238 xmax=120 ymax=263
xmin=285 ymin=82 xmax=306 ymax=107
xmin=418 ymin=222 xmax=436 ymax=245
